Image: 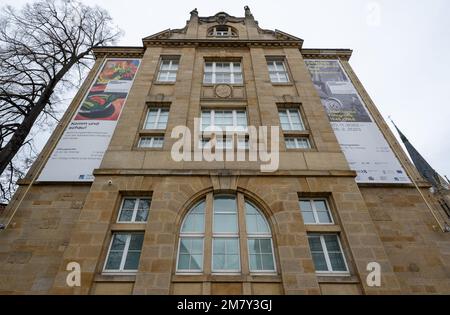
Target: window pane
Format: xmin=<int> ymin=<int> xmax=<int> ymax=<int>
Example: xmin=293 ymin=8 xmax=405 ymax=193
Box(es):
xmin=248 ymin=239 xmax=275 ymax=271
xmin=128 ymin=233 xmax=144 ymax=251
xmin=105 ymin=251 xmax=123 ymax=270
xmin=135 ymin=209 xmax=149 ymax=222
xmin=301 ymin=211 xmax=316 ymax=224
xmin=328 ymin=252 xmax=347 ymax=271
xmin=324 ymin=235 xmax=340 ymax=252
xmin=111 ymin=234 xmax=127 ymax=250
xmin=182 ymin=201 xmax=205 ymax=233
xmin=124 ymin=251 xmax=141 ymax=270
xmin=259 ymin=239 xmax=272 ymax=253
xmin=262 ymin=254 xmax=275 ymax=270
xmin=214 ymin=196 xmax=237 ymax=213
xmin=227 ymin=254 xmax=240 ymax=270
xmin=317 ymin=211 xmax=332 ymax=223
xmin=204 ymin=73 xmax=212 ymax=83
xmin=245 ymin=202 xmax=270 ymax=234
xmin=312 ymin=252 xmax=328 ymax=271
xmin=300 ymin=200 xmax=312 ymax=212
xmin=308 ymin=236 xmax=323 ymax=252
xmin=178 ymin=238 xmax=203 ymax=271
xmin=213 ymin=213 xmax=237 ymax=233
xmin=178 ymin=254 xmax=190 ymax=270
xmin=213 ymin=238 xmax=240 ymax=271
xmin=119 ymin=209 xmax=133 ymax=222
xmin=122 ymin=199 xmax=136 ymax=210
xmin=249 ymin=254 xmax=262 ymax=270
xmin=213 ymin=254 xmax=225 ymax=270
xmin=191 ymin=255 xmax=203 ymax=270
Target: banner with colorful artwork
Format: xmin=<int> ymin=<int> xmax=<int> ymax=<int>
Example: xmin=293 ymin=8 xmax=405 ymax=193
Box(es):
xmin=38 ymin=59 xmax=141 ymax=182
xmin=305 ymin=59 xmax=410 ymax=183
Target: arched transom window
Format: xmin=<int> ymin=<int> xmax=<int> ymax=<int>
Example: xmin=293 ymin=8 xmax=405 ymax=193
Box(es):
xmin=207 ymin=25 xmax=238 ymax=37
xmin=177 ymin=194 xmax=276 ymax=274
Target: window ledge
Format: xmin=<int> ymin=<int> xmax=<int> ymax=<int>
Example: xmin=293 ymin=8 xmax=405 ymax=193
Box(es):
xmin=271 ymin=82 xmax=294 ymax=86
xmin=172 ymin=274 xmax=281 ymax=283
xmin=282 ymin=130 xmax=310 ymax=136
xmin=305 ymin=225 xmax=341 ymax=233
xmin=153 ymin=81 xmax=176 ymax=85
xmin=95 ymin=274 xmax=137 ymax=282
xmin=139 ymin=130 xmax=166 ymax=136
xmin=317 ymin=274 xmax=358 ymax=284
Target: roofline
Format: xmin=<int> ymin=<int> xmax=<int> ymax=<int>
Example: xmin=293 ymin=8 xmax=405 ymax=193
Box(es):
xmin=92 ymin=46 xmax=145 ymax=58
xmin=301 ymin=48 xmax=353 ymax=61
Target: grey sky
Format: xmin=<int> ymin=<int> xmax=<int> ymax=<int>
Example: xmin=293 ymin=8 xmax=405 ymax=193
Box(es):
xmin=2 ymin=0 xmax=449 ymax=178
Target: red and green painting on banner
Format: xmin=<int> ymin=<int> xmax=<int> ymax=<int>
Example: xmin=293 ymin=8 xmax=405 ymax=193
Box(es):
xmin=75 ymin=59 xmax=140 ymax=121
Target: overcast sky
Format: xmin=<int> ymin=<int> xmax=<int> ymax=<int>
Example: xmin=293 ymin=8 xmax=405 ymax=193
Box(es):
xmin=2 ymin=0 xmax=449 ymax=178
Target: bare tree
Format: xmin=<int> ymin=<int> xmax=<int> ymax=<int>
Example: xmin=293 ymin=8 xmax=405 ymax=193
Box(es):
xmin=0 ymin=0 xmax=122 ymax=201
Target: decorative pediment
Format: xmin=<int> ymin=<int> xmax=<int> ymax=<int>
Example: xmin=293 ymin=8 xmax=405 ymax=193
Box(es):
xmin=142 ymin=26 xmax=187 ymax=41
xmin=198 ymin=12 xmax=245 ymax=25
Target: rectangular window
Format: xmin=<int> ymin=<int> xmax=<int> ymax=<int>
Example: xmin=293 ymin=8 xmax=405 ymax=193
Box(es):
xmin=157 ymin=58 xmax=179 ymax=82
xmin=144 ymin=107 xmax=169 ymax=130
xmin=212 ymin=237 xmax=240 ymax=272
xmin=204 ymin=61 xmax=243 ymax=84
xmin=267 ymin=59 xmax=289 ymax=83
xmin=201 ymin=109 xmax=247 ymax=131
xmin=248 ymin=238 xmax=276 ymax=272
xmin=285 ymin=137 xmax=311 ymax=149
xmin=278 ymin=108 xmax=305 ymax=131
xmin=104 ymin=233 xmax=144 ymax=273
xmin=177 ymin=237 xmax=204 ymax=272
xmin=299 ymin=199 xmax=333 ymax=224
xmin=117 ymin=197 xmax=151 ymax=223
xmin=138 ymin=136 xmax=164 ymax=148
xmin=308 ymin=234 xmax=349 ymax=274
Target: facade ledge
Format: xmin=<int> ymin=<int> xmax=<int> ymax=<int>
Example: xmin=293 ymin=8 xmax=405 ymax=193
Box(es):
xmin=301 ymin=48 xmax=353 ymax=61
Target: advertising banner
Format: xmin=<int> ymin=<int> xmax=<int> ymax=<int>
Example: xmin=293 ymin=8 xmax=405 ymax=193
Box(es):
xmin=38 ymin=58 xmax=141 ymax=182
xmin=304 ymin=59 xmax=410 ymax=183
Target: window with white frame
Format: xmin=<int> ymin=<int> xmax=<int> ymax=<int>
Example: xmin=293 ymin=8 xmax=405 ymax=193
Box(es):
xmin=246 ymin=201 xmax=276 ymax=272
xmin=117 ymin=197 xmax=151 ymax=223
xmin=285 ymin=137 xmax=311 ymax=149
xmin=157 ymin=58 xmax=179 ymax=82
xmin=201 ymin=109 xmax=247 ymax=131
xmin=308 ymin=234 xmax=349 ymax=274
xmin=144 ymin=107 xmax=169 ymax=130
xmin=177 ymin=200 xmax=205 ymax=273
xmin=267 ymin=59 xmax=289 ymax=83
xmin=204 ymin=62 xmax=243 ymax=84
xmin=299 ymin=199 xmax=333 ymax=224
xmin=200 ymin=136 xmax=249 ymax=151
xmin=176 ymin=194 xmax=276 ymax=274
xmin=212 ymin=196 xmax=240 ymax=272
xmin=138 ymin=136 xmax=164 ymax=148
xmin=278 ymin=108 xmax=305 ymax=131
xmin=104 ymin=232 xmax=144 ymax=273
xmin=208 ymin=26 xmax=237 ymax=37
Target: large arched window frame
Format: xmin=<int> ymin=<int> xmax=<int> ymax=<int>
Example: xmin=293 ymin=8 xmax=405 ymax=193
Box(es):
xmin=176 ymin=193 xmax=277 ymax=275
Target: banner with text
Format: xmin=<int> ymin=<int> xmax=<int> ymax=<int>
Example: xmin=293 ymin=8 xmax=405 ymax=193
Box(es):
xmin=304 ymin=59 xmax=410 ymax=183
xmin=38 ymin=58 xmax=141 ymax=182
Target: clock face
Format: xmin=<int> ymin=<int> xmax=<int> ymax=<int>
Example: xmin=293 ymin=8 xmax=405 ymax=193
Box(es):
xmin=323 ymin=97 xmax=343 ymax=111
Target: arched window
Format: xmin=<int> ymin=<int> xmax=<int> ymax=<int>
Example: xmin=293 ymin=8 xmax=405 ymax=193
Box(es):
xmin=207 ymin=25 xmax=238 ymax=37
xmin=176 ymin=194 xmax=276 ymax=274
xmin=177 ymin=199 xmax=205 ymax=272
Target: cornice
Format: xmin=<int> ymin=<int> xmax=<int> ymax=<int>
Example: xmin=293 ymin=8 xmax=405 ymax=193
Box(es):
xmin=143 ymin=39 xmax=302 ymax=48
xmin=92 ymin=46 xmax=145 ymax=59
xmin=301 ymin=48 xmax=353 ymax=61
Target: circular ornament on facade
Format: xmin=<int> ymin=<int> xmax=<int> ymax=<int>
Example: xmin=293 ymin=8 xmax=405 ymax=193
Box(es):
xmin=215 ymin=84 xmax=232 ymax=98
